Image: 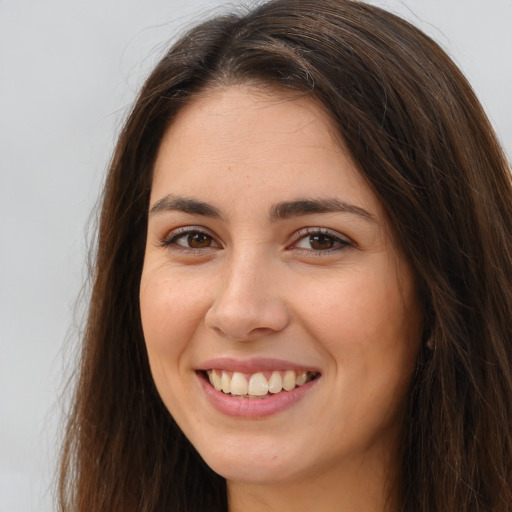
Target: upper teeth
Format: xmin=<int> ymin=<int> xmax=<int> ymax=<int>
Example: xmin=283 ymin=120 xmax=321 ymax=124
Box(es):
xmin=206 ymin=369 xmax=316 ymax=397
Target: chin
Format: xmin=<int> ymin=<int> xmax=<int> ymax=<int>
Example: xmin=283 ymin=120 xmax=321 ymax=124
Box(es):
xmin=209 ymin=458 xmax=301 ymax=486
xmin=196 ymin=435 xmax=307 ymax=485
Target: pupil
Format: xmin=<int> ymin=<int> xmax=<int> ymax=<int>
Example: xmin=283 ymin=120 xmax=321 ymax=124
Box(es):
xmin=310 ymin=234 xmax=333 ymax=250
xmin=188 ymin=233 xmax=210 ymax=248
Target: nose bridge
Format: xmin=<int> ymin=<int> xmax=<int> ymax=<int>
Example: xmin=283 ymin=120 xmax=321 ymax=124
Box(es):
xmin=205 ymin=243 xmax=289 ymax=341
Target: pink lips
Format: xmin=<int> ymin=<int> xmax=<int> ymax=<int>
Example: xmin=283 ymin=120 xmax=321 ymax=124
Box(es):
xmin=196 ymin=358 xmax=321 ymax=418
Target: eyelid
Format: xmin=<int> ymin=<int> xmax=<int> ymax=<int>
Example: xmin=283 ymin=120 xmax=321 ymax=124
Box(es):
xmin=159 ymin=225 xmax=222 ymax=250
xmin=289 ymin=227 xmax=352 ymax=253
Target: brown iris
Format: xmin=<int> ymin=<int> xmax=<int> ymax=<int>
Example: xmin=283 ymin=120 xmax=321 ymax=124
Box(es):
xmin=309 ymin=234 xmax=335 ymax=251
xmin=187 ymin=232 xmax=212 ymax=248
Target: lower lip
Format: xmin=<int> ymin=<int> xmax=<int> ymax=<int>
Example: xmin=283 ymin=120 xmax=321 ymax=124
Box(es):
xmin=196 ymin=372 xmax=320 ymax=418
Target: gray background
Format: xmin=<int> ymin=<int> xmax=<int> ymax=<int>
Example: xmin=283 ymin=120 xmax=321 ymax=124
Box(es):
xmin=1 ymin=1 xmax=511 ymax=510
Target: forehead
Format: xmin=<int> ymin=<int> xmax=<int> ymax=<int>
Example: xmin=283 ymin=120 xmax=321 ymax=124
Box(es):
xmin=157 ymin=85 xmax=342 ymax=159
xmin=151 ymin=85 xmax=381 ymax=220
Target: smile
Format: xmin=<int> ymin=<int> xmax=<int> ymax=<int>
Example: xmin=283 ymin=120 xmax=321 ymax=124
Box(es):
xmin=205 ymin=369 xmax=319 ymax=398
xmin=196 ymin=359 xmax=322 ymax=417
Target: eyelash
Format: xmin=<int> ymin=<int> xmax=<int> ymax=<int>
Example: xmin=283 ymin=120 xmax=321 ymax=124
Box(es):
xmin=291 ymin=227 xmax=352 ymax=255
xmin=159 ymin=226 xmax=352 ymax=255
xmin=160 ymin=226 xmax=220 ymax=252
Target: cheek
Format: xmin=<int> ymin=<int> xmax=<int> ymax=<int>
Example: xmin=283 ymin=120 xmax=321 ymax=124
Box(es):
xmin=139 ymin=270 xmax=208 ymax=367
xmin=293 ymin=265 xmax=410 ymax=341
xmin=293 ymin=263 xmax=420 ymax=390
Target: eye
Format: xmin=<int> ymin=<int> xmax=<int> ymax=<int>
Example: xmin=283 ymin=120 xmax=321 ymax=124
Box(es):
xmin=292 ymin=228 xmax=351 ymax=253
xmin=161 ymin=227 xmax=220 ymax=250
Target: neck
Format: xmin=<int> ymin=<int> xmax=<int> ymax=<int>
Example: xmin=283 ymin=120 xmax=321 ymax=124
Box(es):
xmin=227 ymin=450 xmax=399 ymax=512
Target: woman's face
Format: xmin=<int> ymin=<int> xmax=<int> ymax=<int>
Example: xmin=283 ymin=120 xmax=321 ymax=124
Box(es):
xmin=140 ymin=85 xmax=422 ymax=487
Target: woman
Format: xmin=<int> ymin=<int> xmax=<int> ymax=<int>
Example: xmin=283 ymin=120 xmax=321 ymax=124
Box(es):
xmin=58 ymin=0 xmax=512 ymax=510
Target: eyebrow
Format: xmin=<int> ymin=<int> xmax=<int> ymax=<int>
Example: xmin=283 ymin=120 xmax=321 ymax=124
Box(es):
xmin=149 ymin=194 xmax=376 ymax=223
xmin=149 ymin=195 xmax=223 ymax=218
xmin=268 ymin=198 xmax=376 ymax=223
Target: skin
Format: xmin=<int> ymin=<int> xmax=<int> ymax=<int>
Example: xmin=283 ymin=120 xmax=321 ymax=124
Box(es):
xmin=139 ymin=85 xmax=422 ymax=511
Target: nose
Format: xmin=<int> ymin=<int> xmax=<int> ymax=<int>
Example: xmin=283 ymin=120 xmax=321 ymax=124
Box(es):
xmin=204 ymin=252 xmax=290 ymax=342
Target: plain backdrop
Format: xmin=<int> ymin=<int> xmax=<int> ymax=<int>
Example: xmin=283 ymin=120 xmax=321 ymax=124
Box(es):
xmin=0 ymin=0 xmax=510 ymax=510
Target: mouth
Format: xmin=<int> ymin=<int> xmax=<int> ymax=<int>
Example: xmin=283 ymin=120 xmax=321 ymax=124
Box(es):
xmin=201 ymin=369 xmax=320 ymax=399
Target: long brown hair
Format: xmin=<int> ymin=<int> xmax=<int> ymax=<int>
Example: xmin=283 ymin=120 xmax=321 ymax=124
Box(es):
xmin=58 ymin=1 xmax=512 ymax=510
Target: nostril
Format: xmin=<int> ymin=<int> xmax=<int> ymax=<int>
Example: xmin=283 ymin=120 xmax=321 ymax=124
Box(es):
xmin=204 ymin=291 xmax=290 ymax=341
